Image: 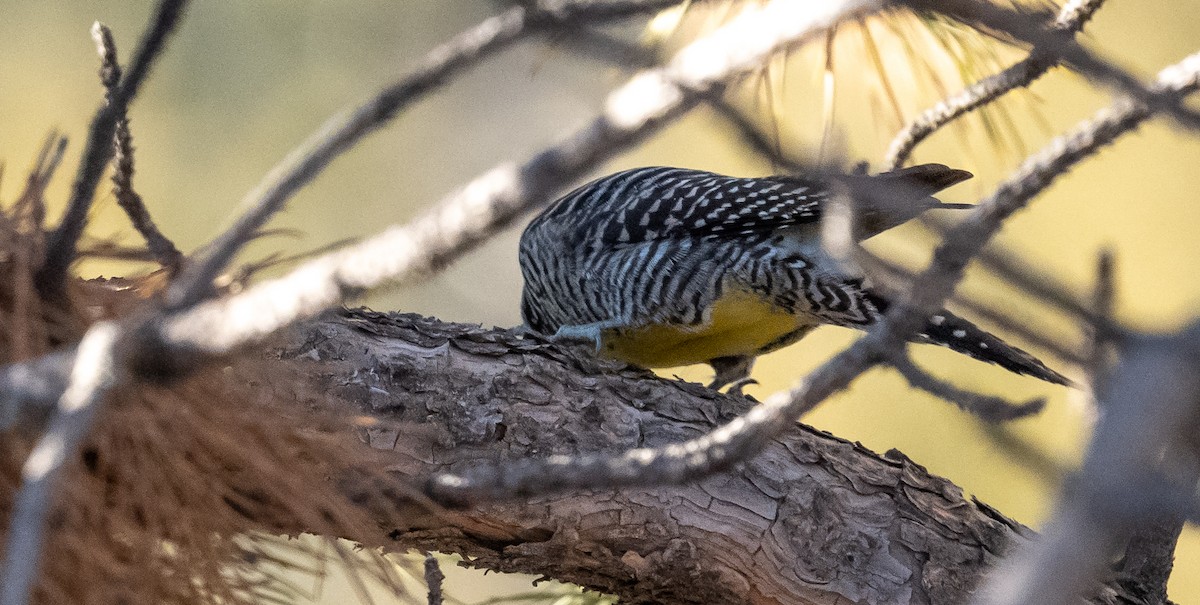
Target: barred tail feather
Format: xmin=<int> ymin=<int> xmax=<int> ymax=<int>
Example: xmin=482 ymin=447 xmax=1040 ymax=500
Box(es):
xmin=918 ymin=310 xmax=1070 ymax=386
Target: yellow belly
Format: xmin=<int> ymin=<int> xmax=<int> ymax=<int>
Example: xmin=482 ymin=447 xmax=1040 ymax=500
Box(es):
xmin=600 ymin=289 xmax=814 ymax=368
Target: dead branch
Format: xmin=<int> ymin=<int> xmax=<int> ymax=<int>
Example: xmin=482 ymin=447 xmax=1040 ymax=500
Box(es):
xmin=0 ymin=0 xmax=883 ymax=426
xmin=2 ymin=3 xmax=1198 ymax=603
xmin=92 ymin=22 xmax=184 ymax=271
xmin=0 ymin=4 xmax=883 ymax=603
xmin=35 ymin=0 xmax=188 ymax=300
xmin=424 ymin=554 xmax=444 ymax=605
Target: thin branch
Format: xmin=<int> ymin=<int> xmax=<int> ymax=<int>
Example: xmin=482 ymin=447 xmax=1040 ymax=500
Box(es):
xmin=35 ymin=0 xmax=188 ymax=299
xmin=1081 ymin=251 xmax=1186 ymax=605
xmin=14 ymin=133 xmax=68 ymax=231
xmin=884 ymin=0 xmax=1106 ymax=169
xmin=93 ymin=22 xmax=182 ymax=270
xmin=92 ymin=22 xmax=184 ymax=271
xmin=424 ymin=50 xmax=1200 ymax=504
xmin=1084 ymin=248 xmax=1116 ymax=391
xmin=890 ymin=352 xmax=1046 ymax=422
xmin=424 ymin=554 xmax=444 ymax=605
xmin=981 ymin=424 xmax=1069 ymax=485
xmin=163 ymin=0 xmax=689 ymax=310
xmin=905 ymin=0 xmax=1200 ymax=133
xmin=862 ymin=50 xmax=1200 ymax=407
xmin=553 ymin=29 xmax=811 ymax=173
xmin=93 ymin=22 xmax=121 ymax=96
xmin=0 ymin=323 xmax=122 ymax=605
xmin=549 ymin=25 xmax=659 ymax=69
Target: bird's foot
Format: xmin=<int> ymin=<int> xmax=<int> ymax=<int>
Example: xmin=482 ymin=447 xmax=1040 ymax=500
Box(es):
xmin=707 ymin=355 xmax=756 ymax=395
xmin=551 ymin=323 xmax=609 ymax=352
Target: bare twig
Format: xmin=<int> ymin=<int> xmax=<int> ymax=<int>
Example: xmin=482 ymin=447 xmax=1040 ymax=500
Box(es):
xmin=425 ymin=50 xmax=1200 ymax=504
xmin=878 ymin=49 xmax=1200 ymax=352
xmin=1082 ymin=250 xmax=1186 ymax=605
xmin=0 ymin=323 xmax=122 ymax=605
xmin=424 ymin=554 xmax=444 ymax=605
xmin=0 ymin=8 xmax=884 ymax=580
xmin=884 ymin=0 xmax=1106 ymax=169
xmin=1084 ymin=248 xmax=1116 ymax=391
xmin=905 ymin=0 xmax=1200 ymax=132
xmin=164 ymin=0 xmax=690 ymax=310
xmin=555 ymin=30 xmax=810 ymax=173
xmin=981 ymin=424 xmax=1069 ymax=484
xmin=92 ymin=22 xmax=184 ymax=271
xmin=13 ymin=133 xmax=68 ymax=232
xmin=890 ymin=352 xmax=1046 ymax=422
xmin=92 ymin=22 xmax=121 ymax=96
xmin=36 ymin=0 xmax=188 ymax=299
xmin=550 ymin=25 xmax=659 ymax=69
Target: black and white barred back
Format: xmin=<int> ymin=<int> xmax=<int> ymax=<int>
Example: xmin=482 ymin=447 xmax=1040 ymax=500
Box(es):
xmin=519 ymin=164 xmax=1069 ymax=385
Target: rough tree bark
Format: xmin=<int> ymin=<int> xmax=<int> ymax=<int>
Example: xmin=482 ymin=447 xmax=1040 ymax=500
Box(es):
xmin=276 ymin=308 xmax=1147 ymax=605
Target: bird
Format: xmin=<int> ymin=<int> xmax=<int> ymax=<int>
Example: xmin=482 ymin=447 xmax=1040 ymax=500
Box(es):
xmin=517 ymin=164 xmax=1068 ymax=392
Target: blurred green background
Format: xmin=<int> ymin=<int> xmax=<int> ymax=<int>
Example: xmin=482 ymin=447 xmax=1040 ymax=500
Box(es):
xmin=2 ymin=1 xmax=1199 ymax=602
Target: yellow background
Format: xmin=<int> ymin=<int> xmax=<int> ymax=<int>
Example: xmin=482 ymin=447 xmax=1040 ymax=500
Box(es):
xmin=2 ymin=1 xmax=1198 ymax=602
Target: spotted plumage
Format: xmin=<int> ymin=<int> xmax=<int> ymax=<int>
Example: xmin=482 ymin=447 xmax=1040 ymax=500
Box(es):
xmin=519 ymin=164 xmax=1068 ymax=390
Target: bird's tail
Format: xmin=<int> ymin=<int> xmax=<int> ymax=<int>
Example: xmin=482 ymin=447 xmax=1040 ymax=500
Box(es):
xmin=916 ymin=309 xmax=1070 ymax=385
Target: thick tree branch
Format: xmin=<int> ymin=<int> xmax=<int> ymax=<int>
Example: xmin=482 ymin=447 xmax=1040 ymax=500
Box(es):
xmin=270 ymin=309 xmax=1154 ymax=605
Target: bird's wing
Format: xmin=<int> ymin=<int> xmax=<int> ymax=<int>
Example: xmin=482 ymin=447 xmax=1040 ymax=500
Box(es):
xmin=583 ymin=167 xmax=827 ymax=245
xmin=563 ymin=164 xmax=972 ymax=246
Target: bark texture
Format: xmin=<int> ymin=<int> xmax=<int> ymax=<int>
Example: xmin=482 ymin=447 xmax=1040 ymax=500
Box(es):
xmin=277 ymin=308 xmax=1140 ymax=605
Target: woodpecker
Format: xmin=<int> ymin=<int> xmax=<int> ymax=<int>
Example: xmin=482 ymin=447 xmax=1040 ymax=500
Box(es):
xmin=518 ymin=164 xmax=1068 ymax=391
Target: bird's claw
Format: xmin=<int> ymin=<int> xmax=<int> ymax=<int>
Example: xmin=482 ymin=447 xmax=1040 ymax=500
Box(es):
xmin=726 ymin=378 xmax=759 ymax=399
